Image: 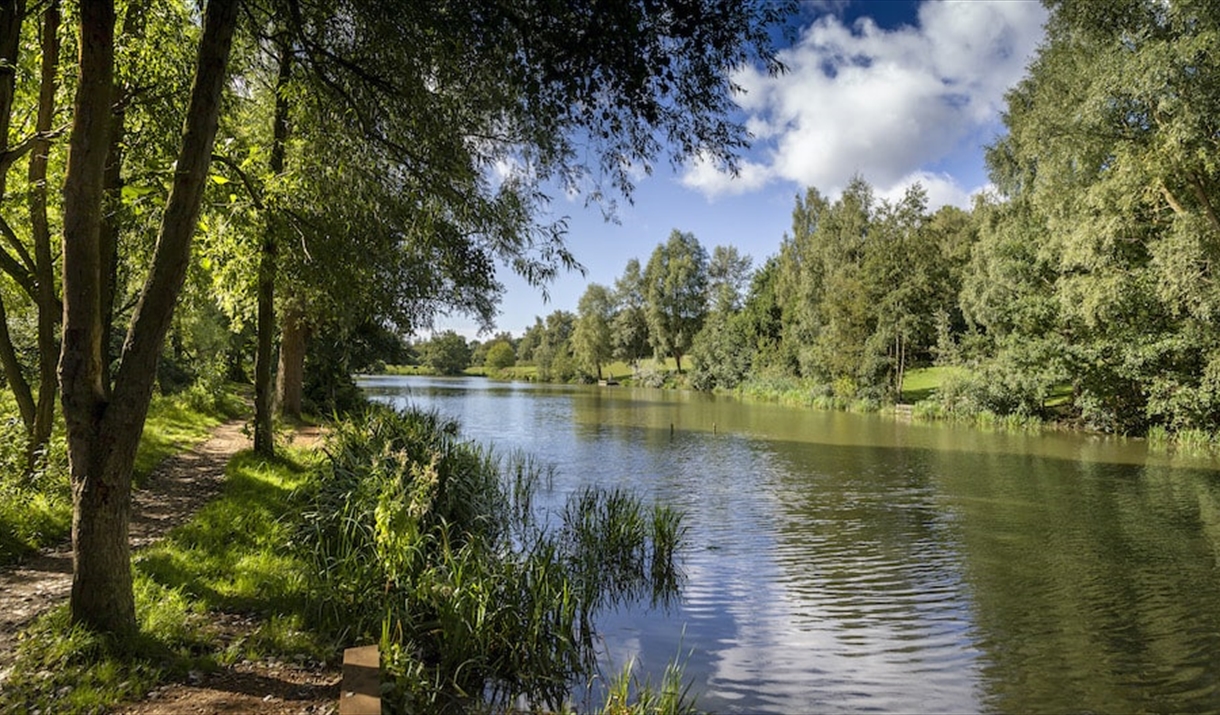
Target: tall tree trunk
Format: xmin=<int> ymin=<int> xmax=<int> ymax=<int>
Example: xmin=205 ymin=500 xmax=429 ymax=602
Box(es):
xmin=254 ymin=45 xmax=292 ymax=455
xmin=0 ymin=0 xmax=25 ymax=199
xmin=98 ymin=0 xmax=148 ymax=385
xmin=0 ymin=0 xmax=34 ymax=433
xmin=253 ymin=237 xmax=276 ymax=454
xmin=61 ymin=0 xmax=237 ymax=637
xmin=276 ymin=304 xmax=308 ymax=420
xmin=29 ymin=1 xmax=61 ymax=467
xmin=61 ymin=0 xmax=122 ymax=636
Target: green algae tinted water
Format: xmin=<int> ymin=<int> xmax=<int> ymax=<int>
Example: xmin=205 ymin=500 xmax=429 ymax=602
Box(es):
xmin=360 ymin=375 xmax=1220 ymax=714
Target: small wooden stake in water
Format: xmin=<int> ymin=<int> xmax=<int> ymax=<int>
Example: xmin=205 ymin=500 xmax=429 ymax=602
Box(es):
xmin=713 ymin=423 xmax=717 ymax=435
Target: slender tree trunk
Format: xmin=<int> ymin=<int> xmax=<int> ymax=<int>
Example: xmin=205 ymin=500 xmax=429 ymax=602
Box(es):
xmin=99 ymin=0 xmax=148 ymax=384
xmin=276 ymin=304 xmax=308 ymax=420
xmin=0 ymin=0 xmax=34 ymax=433
xmin=0 ymin=0 xmax=24 ymax=199
xmin=0 ymin=298 xmax=35 ymax=425
xmin=254 ymin=45 xmax=292 ymax=455
xmin=253 ymin=240 xmax=276 ymax=453
xmin=29 ymin=2 xmax=61 ymax=467
xmin=61 ymin=0 xmax=237 ymax=636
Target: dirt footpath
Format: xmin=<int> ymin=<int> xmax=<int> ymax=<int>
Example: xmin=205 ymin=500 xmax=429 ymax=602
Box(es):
xmin=0 ymin=421 xmax=341 ymax=714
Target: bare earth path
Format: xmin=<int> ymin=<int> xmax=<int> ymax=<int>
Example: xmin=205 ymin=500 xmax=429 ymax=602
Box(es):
xmin=0 ymin=421 xmax=340 ymax=714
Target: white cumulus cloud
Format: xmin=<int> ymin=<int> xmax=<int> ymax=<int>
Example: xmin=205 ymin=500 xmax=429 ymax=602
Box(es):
xmin=682 ymin=0 xmax=1047 ymax=207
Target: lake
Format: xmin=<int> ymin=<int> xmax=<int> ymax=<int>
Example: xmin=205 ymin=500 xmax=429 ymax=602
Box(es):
xmin=359 ymin=374 xmax=1220 ymax=713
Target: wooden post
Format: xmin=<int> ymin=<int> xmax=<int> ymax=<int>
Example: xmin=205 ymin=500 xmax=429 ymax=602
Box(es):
xmin=339 ymin=645 xmax=380 ymax=715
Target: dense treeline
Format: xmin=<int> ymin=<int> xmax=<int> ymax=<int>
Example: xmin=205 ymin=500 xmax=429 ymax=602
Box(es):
xmin=470 ymin=1 xmax=1220 ymax=441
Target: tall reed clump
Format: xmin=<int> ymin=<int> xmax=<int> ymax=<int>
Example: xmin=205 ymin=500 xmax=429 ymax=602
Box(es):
xmin=296 ymin=404 xmax=688 ymax=713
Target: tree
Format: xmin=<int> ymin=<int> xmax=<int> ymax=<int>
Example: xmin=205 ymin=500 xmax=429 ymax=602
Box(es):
xmin=421 ymin=331 xmax=472 ymax=375
xmin=59 ymin=0 xmax=239 ymax=636
xmin=707 ymin=245 xmax=753 ymax=313
xmin=534 ymin=310 xmax=576 ymax=382
xmin=644 ymin=230 xmax=708 ymax=373
xmin=978 ymin=0 xmax=1220 ymax=432
xmin=220 ymin=0 xmax=796 ymax=454
xmin=485 ymin=340 xmax=516 ymax=372
xmin=573 ymin=283 xmax=613 ymax=380
xmin=611 ymin=258 xmax=651 ymax=369
xmin=57 ymin=0 xmax=797 ymax=639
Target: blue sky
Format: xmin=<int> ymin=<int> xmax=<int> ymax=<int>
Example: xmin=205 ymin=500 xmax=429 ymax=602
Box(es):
xmin=436 ymin=0 xmax=1049 ymax=341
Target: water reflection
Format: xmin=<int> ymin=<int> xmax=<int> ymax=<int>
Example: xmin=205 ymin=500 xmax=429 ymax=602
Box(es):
xmin=359 ymin=375 xmax=1220 ymax=713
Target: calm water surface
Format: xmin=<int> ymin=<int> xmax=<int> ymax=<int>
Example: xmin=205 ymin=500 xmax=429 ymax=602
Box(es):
xmin=359 ymin=375 xmax=1220 ymax=714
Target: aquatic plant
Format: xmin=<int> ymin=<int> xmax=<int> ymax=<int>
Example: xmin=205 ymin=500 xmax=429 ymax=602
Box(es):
xmin=296 ymin=404 xmax=687 ymax=712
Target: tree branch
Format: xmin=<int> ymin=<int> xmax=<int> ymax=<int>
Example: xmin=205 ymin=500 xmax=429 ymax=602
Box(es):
xmin=0 ymin=216 xmax=37 ymax=297
xmin=209 ymin=153 xmax=266 ymax=210
xmin=1188 ymin=171 xmax=1220 ymax=236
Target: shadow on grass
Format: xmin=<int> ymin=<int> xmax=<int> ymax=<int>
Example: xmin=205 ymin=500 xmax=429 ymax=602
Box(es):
xmin=0 ymin=446 xmax=333 ymax=715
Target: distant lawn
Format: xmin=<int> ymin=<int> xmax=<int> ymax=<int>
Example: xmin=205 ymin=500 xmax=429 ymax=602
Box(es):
xmin=900 ymin=366 xmax=962 ymax=404
xmin=901 ymin=365 xmax=1074 ymax=410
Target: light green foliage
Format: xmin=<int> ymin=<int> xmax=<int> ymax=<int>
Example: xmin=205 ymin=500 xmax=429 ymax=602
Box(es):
xmin=574 ymin=283 xmax=614 ymax=379
xmin=969 ymin=0 xmax=1220 ymax=434
xmin=599 ymin=657 xmax=698 ymax=715
xmin=644 ymin=230 xmax=709 ymax=373
xmin=533 ymin=310 xmax=578 ymax=382
xmin=771 ymin=179 xmax=966 ymax=398
xmin=484 ymin=340 xmax=516 ymax=372
xmin=300 ymin=406 xmax=686 ymax=711
xmin=707 ymin=244 xmax=753 ymax=314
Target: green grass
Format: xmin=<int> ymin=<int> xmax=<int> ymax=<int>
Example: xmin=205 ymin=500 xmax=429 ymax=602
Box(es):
xmin=899 ymin=366 xmax=963 ymax=404
xmin=0 ymin=446 xmax=330 ymax=715
xmin=133 ymin=394 xmax=226 ymax=482
xmin=0 ymin=387 xmax=246 ymax=568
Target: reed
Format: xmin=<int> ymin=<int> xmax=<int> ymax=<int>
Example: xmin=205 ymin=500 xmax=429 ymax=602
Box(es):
xmin=297 ymin=404 xmax=688 ymax=712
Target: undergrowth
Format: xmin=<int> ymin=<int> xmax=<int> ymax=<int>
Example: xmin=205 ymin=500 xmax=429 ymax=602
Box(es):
xmin=2 ymin=405 xmax=697 ymax=714
xmin=298 ymin=404 xmax=692 ymax=713
xmin=0 ymin=388 xmax=242 ymax=567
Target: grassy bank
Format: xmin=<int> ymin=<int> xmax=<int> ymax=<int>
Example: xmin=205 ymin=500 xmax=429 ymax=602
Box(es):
xmin=0 ymin=447 xmax=326 ymax=713
xmin=2 ymin=405 xmax=696 ymax=714
xmin=0 ymin=388 xmax=246 ymax=567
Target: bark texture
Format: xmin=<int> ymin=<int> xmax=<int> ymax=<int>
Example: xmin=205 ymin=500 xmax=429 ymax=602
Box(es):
xmin=61 ymin=0 xmax=237 ymax=636
xmin=254 ymin=46 xmax=292 ymax=455
xmin=275 ymin=305 xmax=308 ymax=420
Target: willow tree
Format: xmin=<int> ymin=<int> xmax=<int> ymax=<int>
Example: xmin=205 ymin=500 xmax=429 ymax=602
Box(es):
xmin=988 ymin=0 xmax=1220 ymax=432
xmin=241 ymin=0 xmax=795 ymax=445
xmin=62 ymin=0 xmax=794 ymax=637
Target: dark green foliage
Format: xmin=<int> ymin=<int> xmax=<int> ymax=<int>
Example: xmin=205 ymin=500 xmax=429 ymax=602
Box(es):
xmin=688 ymin=311 xmax=753 ymax=391
xmin=420 ymin=331 xmax=472 ymax=376
xmin=305 ymin=320 xmax=410 ymax=414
